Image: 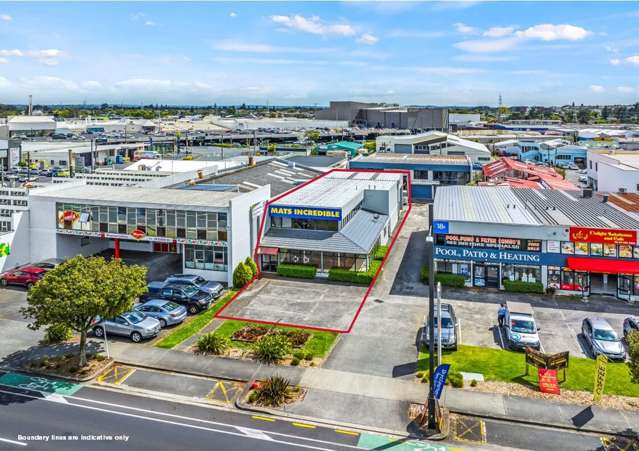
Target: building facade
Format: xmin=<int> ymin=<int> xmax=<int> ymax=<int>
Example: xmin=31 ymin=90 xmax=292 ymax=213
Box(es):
xmin=587 ymin=150 xmax=639 ymax=193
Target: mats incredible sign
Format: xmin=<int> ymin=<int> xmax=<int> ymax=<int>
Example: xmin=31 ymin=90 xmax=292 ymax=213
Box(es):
xmin=269 ymin=205 xmax=342 ymax=221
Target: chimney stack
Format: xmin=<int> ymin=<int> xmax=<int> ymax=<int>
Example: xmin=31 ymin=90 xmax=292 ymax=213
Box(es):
xmin=602 ymin=194 xmax=609 ymax=203
xmin=28 ymin=95 xmax=32 ymax=116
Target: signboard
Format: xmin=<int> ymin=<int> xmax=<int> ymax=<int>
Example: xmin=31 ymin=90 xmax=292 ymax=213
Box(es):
xmin=436 ymin=234 xmax=541 ymax=252
xmin=130 ymin=228 xmax=146 ymax=240
xmin=434 ymin=246 xmax=542 ymax=265
xmin=269 ymin=205 xmax=342 ymax=221
xmin=525 ymin=347 xmax=548 ymax=368
xmin=432 ymin=364 xmax=451 ymax=400
xmin=56 ymin=228 xmax=228 ymax=248
xmin=538 ymin=368 xmax=560 ymax=394
xmin=593 ymin=354 xmax=608 ymax=404
xmin=433 ymin=221 xmax=449 ymax=234
xmin=546 ymin=351 xmax=569 ymax=370
xmin=569 ymin=227 xmax=636 ymax=245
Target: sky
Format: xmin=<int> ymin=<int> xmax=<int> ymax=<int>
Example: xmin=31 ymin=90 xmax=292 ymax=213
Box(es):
xmin=0 ymin=1 xmax=638 ymax=106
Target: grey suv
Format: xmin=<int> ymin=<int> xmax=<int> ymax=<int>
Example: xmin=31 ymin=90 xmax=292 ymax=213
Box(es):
xmin=93 ymin=311 xmax=161 ymax=343
xmin=581 ymin=317 xmax=626 ymax=360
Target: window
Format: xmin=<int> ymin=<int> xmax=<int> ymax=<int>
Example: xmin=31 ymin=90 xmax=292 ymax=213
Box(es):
xmin=547 ymin=266 xmax=561 ymax=289
xmin=590 ymin=243 xmax=603 ymax=256
xmin=561 ymin=242 xmax=574 ymax=254
xmin=619 ymin=245 xmax=633 ymax=258
xmin=574 ymin=242 xmax=588 ymax=255
xmin=184 ymin=244 xmax=227 ymax=271
xmin=603 ymin=243 xmax=617 ymax=257
xmin=589 ymin=161 xmax=592 ymax=169
xmin=503 ymin=265 xmax=540 ymax=283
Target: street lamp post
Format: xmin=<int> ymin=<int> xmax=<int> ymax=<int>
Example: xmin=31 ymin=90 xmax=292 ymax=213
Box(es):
xmin=425 ymin=234 xmax=437 ymax=431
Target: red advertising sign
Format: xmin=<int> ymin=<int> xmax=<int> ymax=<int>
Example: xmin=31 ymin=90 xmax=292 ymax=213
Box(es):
xmin=538 ymin=368 xmax=560 ymax=394
xmin=130 ymin=229 xmax=146 ymax=240
xmin=569 ymin=227 xmax=636 ymax=245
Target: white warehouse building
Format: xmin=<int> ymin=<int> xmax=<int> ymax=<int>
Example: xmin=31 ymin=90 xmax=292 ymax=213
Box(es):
xmin=587 ymin=150 xmax=639 ymax=193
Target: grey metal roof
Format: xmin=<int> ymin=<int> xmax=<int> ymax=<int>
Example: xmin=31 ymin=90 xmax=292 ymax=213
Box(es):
xmin=261 ymin=209 xmax=388 ymax=254
xmin=433 ymin=186 xmax=541 ymax=225
xmin=288 ymin=155 xmax=345 ymax=168
xmin=354 ymin=153 xmax=471 ymax=166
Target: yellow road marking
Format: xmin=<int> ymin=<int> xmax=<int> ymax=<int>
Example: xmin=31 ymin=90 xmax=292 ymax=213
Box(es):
xmin=113 ymin=368 xmax=136 ymax=385
xmin=252 ymin=415 xmax=275 ymax=422
xmin=96 ymin=367 xmax=116 ymax=383
xmin=292 ymin=422 xmax=316 ymax=429
xmin=335 ymin=429 xmax=359 ymax=436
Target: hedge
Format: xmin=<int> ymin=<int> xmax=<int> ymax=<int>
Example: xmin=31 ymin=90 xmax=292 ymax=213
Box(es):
xmin=420 ymin=265 xmax=465 ymax=288
xmin=277 ymin=263 xmax=317 ymax=279
xmin=328 ymin=260 xmax=381 ymax=285
xmin=373 ymin=245 xmax=389 ymax=261
xmin=503 ymin=280 xmax=544 ymax=294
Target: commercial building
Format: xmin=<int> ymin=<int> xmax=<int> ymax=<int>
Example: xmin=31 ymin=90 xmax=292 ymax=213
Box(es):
xmin=433 ymin=186 xmax=639 ymax=301
xmin=448 ymin=113 xmax=481 ymax=127
xmin=316 ymin=101 xmax=448 ymax=131
xmin=317 ymin=141 xmax=363 ymax=157
xmin=587 ymin=150 xmax=639 ymax=193
xmin=494 ymin=139 xmax=587 ymax=167
xmin=257 ymin=170 xmax=403 ymax=274
xmin=375 ymin=131 xmax=491 ymax=166
xmin=350 ymin=153 xmax=473 ymax=201
xmin=482 ymin=157 xmax=578 ymax=190
xmin=7 ymin=116 xmax=56 ymax=137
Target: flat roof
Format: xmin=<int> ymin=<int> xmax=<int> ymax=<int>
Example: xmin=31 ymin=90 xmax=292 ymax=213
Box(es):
xmin=435 ymin=186 xmax=639 ymax=229
xmin=355 ymin=153 xmax=470 ymax=166
xmin=272 ymin=171 xmax=401 ymax=210
xmin=30 ymin=183 xmax=241 ymax=209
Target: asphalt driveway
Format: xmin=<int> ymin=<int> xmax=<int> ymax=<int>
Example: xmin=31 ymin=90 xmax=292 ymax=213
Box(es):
xmin=218 ymin=277 xmax=367 ymax=331
xmin=0 ymin=287 xmax=43 ymax=364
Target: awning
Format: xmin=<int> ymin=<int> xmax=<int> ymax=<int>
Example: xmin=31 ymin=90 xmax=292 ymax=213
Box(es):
xmin=566 ymin=257 xmax=639 ymax=274
xmin=258 ymin=247 xmax=279 ymax=256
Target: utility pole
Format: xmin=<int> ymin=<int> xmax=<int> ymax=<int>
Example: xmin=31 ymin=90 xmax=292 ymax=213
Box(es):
xmin=426 ymin=202 xmax=437 ymax=431
xmin=437 ymin=282 xmax=442 ymax=366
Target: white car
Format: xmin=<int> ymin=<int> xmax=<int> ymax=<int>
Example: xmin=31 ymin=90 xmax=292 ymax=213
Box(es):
xmin=504 ymin=302 xmax=541 ymax=350
xmin=578 ymin=175 xmax=588 ymax=184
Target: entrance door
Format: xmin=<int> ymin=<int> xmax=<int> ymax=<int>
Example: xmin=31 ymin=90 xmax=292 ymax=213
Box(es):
xmin=486 ymin=265 xmax=500 ymax=288
xmin=473 ymin=264 xmax=486 ymax=287
xmin=618 ymin=274 xmax=631 ymax=300
xmin=261 ymin=255 xmax=278 ymax=273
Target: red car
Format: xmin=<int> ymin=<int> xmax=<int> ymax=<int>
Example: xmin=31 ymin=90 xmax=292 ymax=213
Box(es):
xmin=0 ymin=266 xmax=46 ymax=289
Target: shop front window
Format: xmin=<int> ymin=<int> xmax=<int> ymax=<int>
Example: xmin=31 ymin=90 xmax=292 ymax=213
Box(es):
xmin=547 ymin=266 xmax=560 ymax=289
xmin=184 ymin=244 xmax=227 ymax=271
xmin=590 ymin=243 xmax=602 ymax=256
xmin=503 ymin=265 xmax=540 ymax=283
xmin=473 ymin=265 xmax=485 ymax=287
xmin=619 ymin=245 xmax=633 ymax=258
xmin=603 ymin=244 xmax=617 ymax=257
xmin=574 ymin=242 xmax=588 ymax=255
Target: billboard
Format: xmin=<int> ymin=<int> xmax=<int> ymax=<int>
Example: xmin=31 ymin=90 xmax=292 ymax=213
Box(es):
xmin=569 ymin=227 xmax=636 ymax=245
xmin=269 ymin=205 xmax=342 ymax=221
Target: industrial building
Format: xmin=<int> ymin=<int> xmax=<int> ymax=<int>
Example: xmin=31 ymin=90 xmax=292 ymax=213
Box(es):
xmin=494 ymin=139 xmax=587 ymax=167
xmin=433 ymin=186 xmax=639 ymax=301
xmin=375 ymin=131 xmax=491 ymax=166
xmin=257 ymin=170 xmax=403 ymax=274
xmin=316 ymin=101 xmax=448 ymax=131
xmin=349 ymin=153 xmax=473 ymax=201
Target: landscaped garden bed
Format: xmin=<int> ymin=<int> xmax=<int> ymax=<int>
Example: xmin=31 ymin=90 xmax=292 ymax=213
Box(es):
xmin=26 ymin=353 xmax=112 ymax=381
xmin=245 ymin=375 xmax=305 ymax=407
xmin=230 ymin=326 xmax=310 ymax=348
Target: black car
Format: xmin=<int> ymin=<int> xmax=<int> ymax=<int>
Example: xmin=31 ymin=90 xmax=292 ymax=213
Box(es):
xmin=623 ymin=316 xmax=639 ymax=341
xmin=147 ymin=283 xmax=212 ymax=314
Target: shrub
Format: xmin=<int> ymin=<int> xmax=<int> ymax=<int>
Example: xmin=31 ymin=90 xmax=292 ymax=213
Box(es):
xmin=503 ymin=280 xmax=544 ymax=294
xmin=254 ymin=375 xmax=290 ymax=407
xmin=276 ymin=264 xmax=316 ymax=279
xmin=290 ymin=358 xmax=300 ymax=366
xmin=233 ymin=262 xmax=253 ymax=288
xmin=416 ymin=371 xmax=424 ymax=379
xmin=628 ymin=330 xmax=639 ymax=383
xmin=304 ymin=352 xmax=313 ymax=361
xmin=470 ymin=379 xmax=478 ymax=387
xmin=95 ymin=354 xmax=106 ymax=362
xmin=253 ymin=334 xmax=292 ymax=364
xmin=197 ymin=332 xmax=230 ymax=355
xmin=293 ymin=351 xmax=304 ymax=360
xmin=277 ymin=329 xmax=310 ymax=348
xmin=420 ymin=266 xmax=465 ymax=288
xmin=328 ymin=260 xmax=381 ymax=285
xmin=244 ymin=257 xmax=258 ymax=278
xmin=45 ymin=323 xmax=72 ymax=344
xmin=448 ymin=371 xmax=464 ymax=388
xmin=373 ymin=245 xmax=389 ymax=261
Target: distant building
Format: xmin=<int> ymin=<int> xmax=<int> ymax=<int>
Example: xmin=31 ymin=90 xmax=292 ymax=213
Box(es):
xmin=7 ymin=116 xmax=56 ymax=137
xmin=587 ymin=150 xmax=639 ymax=193
xmin=318 ymin=141 xmax=363 ymax=157
xmin=375 ymin=131 xmax=491 ymax=166
xmin=482 ymin=157 xmax=578 ymax=190
xmin=494 ymin=138 xmax=587 ymax=167
xmin=316 ymin=101 xmax=448 ymax=130
xmin=449 ymin=113 xmax=481 ymax=126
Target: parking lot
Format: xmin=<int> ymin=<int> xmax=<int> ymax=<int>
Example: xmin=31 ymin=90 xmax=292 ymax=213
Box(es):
xmin=0 ymin=287 xmax=43 ymax=363
xmin=217 ymin=277 xmax=367 ymax=331
xmin=444 ymin=293 xmax=636 ymax=358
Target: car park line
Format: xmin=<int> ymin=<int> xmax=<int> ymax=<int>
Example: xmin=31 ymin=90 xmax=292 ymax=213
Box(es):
xmin=0 ymin=436 xmax=27 ymax=447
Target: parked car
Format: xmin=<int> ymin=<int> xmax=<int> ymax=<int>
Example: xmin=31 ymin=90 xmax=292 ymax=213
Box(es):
xmin=164 ymin=274 xmax=224 ymax=297
xmin=581 ymin=317 xmax=626 ymax=360
xmin=567 ymin=163 xmax=579 ymax=170
xmin=32 ymin=258 xmax=65 ymax=271
xmin=504 ymin=302 xmax=541 ymax=350
xmin=145 ymin=283 xmax=213 ymax=314
xmin=134 ymin=299 xmax=187 ymax=328
xmin=578 ymin=175 xmax=588 ymax=184
xmin=92 ymin=311 xmax=161 ymax=343
xmin=0 ymin=266 xmax=46 ymax=289
xmin=623 ymin=316 xmax=639 ymax=341
xmin=422 ymin=303 xmax=458 ymax=350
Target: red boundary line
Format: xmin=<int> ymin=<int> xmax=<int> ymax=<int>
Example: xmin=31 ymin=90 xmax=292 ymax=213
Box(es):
xmin=214 ymin=168 xmax=413 ymax=334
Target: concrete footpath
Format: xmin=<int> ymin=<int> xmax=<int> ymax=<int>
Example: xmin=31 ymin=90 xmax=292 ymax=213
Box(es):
xmin=107 ymin=341 xmax=639 ymax=437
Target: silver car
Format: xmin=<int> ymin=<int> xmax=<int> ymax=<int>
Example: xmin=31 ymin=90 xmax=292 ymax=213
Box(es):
xmin=422 ymin=303 xmax=458 ymax=350
xmin=581 ymin=317 xmax=626 ymax=360
xmin=93 ymin=311 xmax=161 ymax=343
xmin=135 ymin=299 xmax=187 ymax=328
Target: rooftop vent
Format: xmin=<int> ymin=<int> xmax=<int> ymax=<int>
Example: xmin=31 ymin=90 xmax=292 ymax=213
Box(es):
xmin=602 ymin=194 xmax=609 ymax=203
xmin=582 ymin=188 xmax=592 ymax=198
xmin=619 ymin=188 xmax=627 ymax=194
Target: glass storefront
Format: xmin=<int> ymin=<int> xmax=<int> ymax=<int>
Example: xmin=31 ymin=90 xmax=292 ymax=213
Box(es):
xmin=502 ymin=265 xmax=541 ymax=284
xmin=184 ymin=244 xmax=228 ymax=271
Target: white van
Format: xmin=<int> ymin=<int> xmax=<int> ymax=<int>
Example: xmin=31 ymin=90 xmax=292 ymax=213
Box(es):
xmin=505 ymin=301 xmax=541 ymax=350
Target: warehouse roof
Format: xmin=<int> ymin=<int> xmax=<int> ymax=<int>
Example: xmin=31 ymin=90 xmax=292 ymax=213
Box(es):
xmin=434 ymin=186 xmax=639 ymax=229
xmin=354 ymin=153 xmax=471 ymax=166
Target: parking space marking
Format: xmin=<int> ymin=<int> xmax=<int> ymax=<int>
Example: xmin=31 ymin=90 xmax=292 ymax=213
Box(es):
xmin=335 ymin=429 xmax=359 ymax=436
xmin=451 ymin=415 xmax=486 ymax=445
xmin=114 ymin=368 xmax=136 ymax=385
xmin=96 ymin=365 xmax=135 ymax=386
xmin=252 ymin=415 xmax=276 ymax=422
xmin=206 ymin=380 xmax=243 ymax=405
xmin=292 ymin=422 xmax=316 ymax=429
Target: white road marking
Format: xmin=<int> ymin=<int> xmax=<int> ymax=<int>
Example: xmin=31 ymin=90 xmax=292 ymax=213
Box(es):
xmin=0 ymin=387 xmax=362 ymax=450
xmin=458 ymin=319 xmax=463 ymax=345
xmin=0 ymin=436 xmax=27 ymax=447
xmin=44 ymin=393 xmax=68 ymax=404
xmin=236 ymin=426 xmax=274 ymax=441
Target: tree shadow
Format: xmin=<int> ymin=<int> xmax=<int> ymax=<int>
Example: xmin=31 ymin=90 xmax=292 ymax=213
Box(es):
xmin=0 ymin=340 xmax=103 ymax=371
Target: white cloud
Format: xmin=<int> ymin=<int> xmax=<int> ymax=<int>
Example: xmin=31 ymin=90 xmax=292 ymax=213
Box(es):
xmin=414 ymin=66 xmax=482 ymax=75
xmin=357 ymin=33 xmax=378 ymax=45
xmin=270 ymin=15 xmax=356 ymax=37
xmin=212 ymin=40 xmax=277 ymax=53
xmin=626 ymin=55 xmax=639 ymax=65
xmin=82 ymin=80 xmax=103 ymax=89
xmin=455 ymin=54 xmax=515 ymax=62
xmin=1 ymin=14 xmax=11 ymax=21
xmin=617 ymin=86 xmax=635 ymax=93
xmin=454 ymin=22 xmax=478 ymax=34
xmin=144 ymin=20 xmax=156 ymax=27
xmin=483 ymin=26 xmax=514 ymax=38
xmin=590 ymin=84 xmax=604 ymax=93
xmin=387 ymin=30 xmax=445 ymax=39
xmin=229 ymin=12 xmax=237 ymax=18
xmin=610 ymin=58 xmax=621 ymax=65
xmin=454 ymin=37 xmax=519 ymax=53
xmin=27 ymin=49 xmax=62 ymax=58
xmin=515 ymin=24 xmax=590 ymax=41
xmin=0 ymin=49 xmax=23 ymax=57
xmin=0 ymin=57 xmax=7 ymax=64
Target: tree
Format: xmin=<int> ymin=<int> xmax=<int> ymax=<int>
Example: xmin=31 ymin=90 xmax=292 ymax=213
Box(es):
xmin=22 ymin=256 xmax=147 ymax=367
xmin=304 ymin=130 xmax=321 ymax=142
xmin=628 ymin=330 xmax=639 ymax=383
xmin=233 ymin=262 xmax=252 ymax=288
xmin=244 ymin=257 xmax=258 ymax=278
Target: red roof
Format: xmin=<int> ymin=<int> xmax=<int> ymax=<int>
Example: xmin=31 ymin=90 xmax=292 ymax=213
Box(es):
xmin=482 ymin=157 xmax=578 ymax=191
xmin=566 ymin=257 xmax=639 ymax=274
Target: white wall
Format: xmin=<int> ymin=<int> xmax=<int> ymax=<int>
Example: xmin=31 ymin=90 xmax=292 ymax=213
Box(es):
xmin=588 ymin=152 xmax=639 ymax=192
xmin=0 ymin=211 xmax=31 ymax=271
